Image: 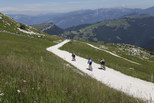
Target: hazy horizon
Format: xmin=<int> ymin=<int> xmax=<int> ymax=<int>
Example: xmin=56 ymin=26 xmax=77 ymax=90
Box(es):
xmin=0 ymin=0 xmax=154 ymax=15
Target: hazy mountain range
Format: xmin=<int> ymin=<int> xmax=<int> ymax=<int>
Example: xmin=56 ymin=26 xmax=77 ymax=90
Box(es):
xmin=8 ymin=6 xmax=154 ymax=29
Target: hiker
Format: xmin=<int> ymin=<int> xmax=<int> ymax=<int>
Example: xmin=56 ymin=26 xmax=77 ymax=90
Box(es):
xmin=87 ymin=58 xmax=93 ymax=71
xmin=72 ymin=53 xmax=76 ymax=61
xmin=99 ymin=58 xmax=105 ymax=70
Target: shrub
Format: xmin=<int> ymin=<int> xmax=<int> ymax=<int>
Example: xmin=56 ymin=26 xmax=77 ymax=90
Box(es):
xmin=19 ymin=23 xmax=27 ymax=30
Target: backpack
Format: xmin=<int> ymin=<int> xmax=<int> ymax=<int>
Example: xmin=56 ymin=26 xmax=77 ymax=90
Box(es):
xmin=100 ymin=59 xmax=105 ymax=65
xmin=72 ymin=54 xmax=75 ymax=58
xmin=88 ymin=60 xmax=92 ymax=65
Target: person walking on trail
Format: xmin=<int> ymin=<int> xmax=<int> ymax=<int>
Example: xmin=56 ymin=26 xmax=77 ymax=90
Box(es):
xmin=87 ymin=58 xmax=93 ymax=71
xmin=99 ymin=58 xmax=106 ymax=70
xmin=72 ymin=53 xmax=76 ymax=61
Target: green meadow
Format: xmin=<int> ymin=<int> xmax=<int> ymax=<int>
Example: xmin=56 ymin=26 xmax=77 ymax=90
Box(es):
xmin=0 ymin=32 xmax=144 ymax=103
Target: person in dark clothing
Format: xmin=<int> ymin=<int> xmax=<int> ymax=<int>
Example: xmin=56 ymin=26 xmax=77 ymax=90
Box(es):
xmin=99 ymin=58 xmax=105 ymax=70
xmin=87 ymin=58 xmax=93 ymax=71
xmin=72 ymin=53 xmax=76 ymax=61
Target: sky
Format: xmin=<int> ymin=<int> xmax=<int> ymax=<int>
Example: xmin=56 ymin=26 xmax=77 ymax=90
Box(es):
xmin=0 ymin=0 xmax=154 ymax=15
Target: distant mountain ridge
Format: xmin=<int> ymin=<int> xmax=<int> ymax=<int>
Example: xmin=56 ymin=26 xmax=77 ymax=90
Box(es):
xmin=8 ymin=6 xmax=154 ymax=28
xmin=4 ymin=7 xmax=142 ymax=28
xmin=50 ymin=8 xmax=141 ymax=28
xmin=140 ymin=6 xmax=154 ymax=16
xmin=8 ymin=13 xmax=62 ymax=25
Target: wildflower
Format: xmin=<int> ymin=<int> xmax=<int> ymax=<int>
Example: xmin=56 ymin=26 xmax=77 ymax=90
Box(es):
xmin=17 ymin=90 xmax=21 ymax=93
xmin=37 ymin=87 xmax=40 ymax=90
xmin=23 ymin=80 xmax=26 ymax=83
xmin=0 ymin=93 xmax=4 ymax=96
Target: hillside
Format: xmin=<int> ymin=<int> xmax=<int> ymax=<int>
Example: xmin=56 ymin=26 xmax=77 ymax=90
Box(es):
xmin=66 ymin=24 xmax=92 ymax=31
xmin=32 ymin=23 xmax=64 ymax=35
xmin=63 ymin=14 xmax=154 ymax=51
xmin=0 ymin=13 xmax=145 ymax=102
xmin=0 ymin=13 xmax=44 ymax=36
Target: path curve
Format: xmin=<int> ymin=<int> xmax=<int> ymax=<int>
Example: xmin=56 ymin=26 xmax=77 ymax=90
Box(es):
xmin=47 ymin=40 xmax=154 ymax=102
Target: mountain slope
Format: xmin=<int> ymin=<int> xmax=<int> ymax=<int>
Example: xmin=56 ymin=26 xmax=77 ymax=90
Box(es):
xmin=0 ymin=13 xmax=44 ymax=36
xmin=0 ymin=12 xmax=144 ymax=102
xmin=64 ymin=14 xmax=154 ymax=50
xmin=65 ymin=24 xmax=92 ymax=31
xmin=32 ymin=23 xmax=64 ymax=35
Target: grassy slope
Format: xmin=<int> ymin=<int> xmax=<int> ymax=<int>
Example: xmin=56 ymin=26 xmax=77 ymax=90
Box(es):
xmin=80 ymin=18 xmax=130 ymax=35
xmin=61 ymin=40 xmax=154 ymax=83
xmin=0 ymin=13 xmax=43 ymax=35
xmin=0 ymin=32 xmax=145 ymax=103
xmin=80 ymin=14 xmax=152 ymax=33
xmin=32 ymin=23 xmax=55 ymax=30
xmin=92 ymin=42 xmax=154 ymax=64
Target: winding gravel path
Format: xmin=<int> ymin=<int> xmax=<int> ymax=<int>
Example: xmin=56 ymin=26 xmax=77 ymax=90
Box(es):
xmin=47 ymin=40 xmax=154 ymax=102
